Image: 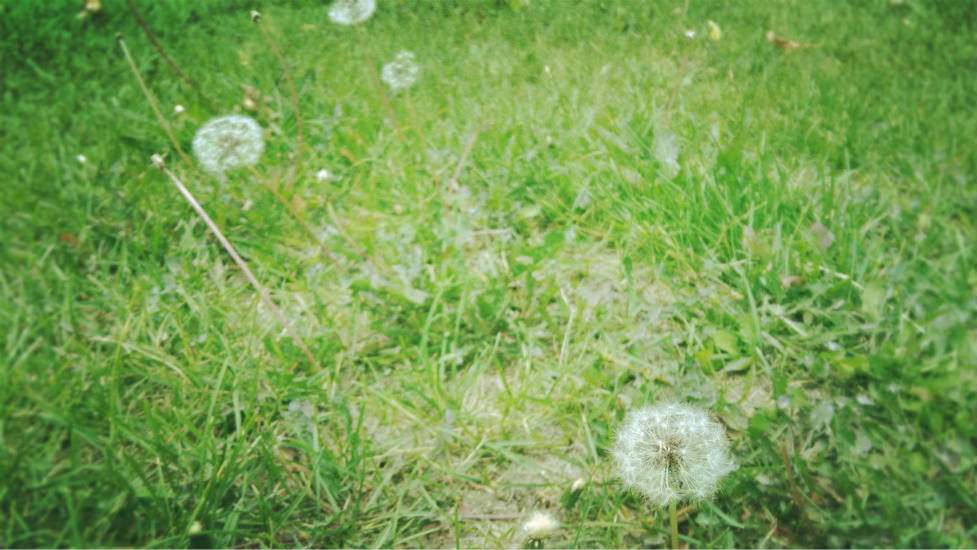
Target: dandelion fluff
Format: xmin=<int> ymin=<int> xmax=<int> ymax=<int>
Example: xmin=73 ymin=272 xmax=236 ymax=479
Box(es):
xmin=328 ymin=0 xmax=375 ymax=25
xmin=381 ymin=50 xmax=420 ymax=92
xmin=612 ymin=403 xmax=735 ymax=507
xmin=654 ymin=129 xmax=681 ymax=178
xmin=192 ymin=115 xmax=265 ymax=178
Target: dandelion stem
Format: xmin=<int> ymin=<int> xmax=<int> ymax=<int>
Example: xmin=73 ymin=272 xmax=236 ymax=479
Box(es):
xmin=123 ymin=0 xmax=220 ymax=113
xmin=669 ymin=500 xmax=679 ymax=549
xmin=447 ymin=122 xmax=488 ymax=192
xmin=246 ymin=166 xmax=349 ymax=276
xmin=157 ymin=162 xmax=320 ymax=371
xmin=405 ymin=88 xmax=427 ymax=148
xmin=253 ymin=13 xmax=304 ymax=191
xmin=780 ymin=438 xmax=812 ymax=530
xmin=326 ymin=203 xmax=395 ymax=278
xmin=118 ymin=33 xmax=204 ymax=181
xmin=663 ymin=58 xmax=690 ymax=129
xmin=352 ymin=24 xmax=404 ymax=140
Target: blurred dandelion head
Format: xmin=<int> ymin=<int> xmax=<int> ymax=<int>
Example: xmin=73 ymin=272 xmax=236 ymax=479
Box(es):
xmin=612 ymin=403 xmax=735 ymax=507
xmin=523 ymin=511 xmax=559 ymax=547
xmin=328 ymin=0 xmax=376 ymax=25
xmin=381 ymin=50 xmax=420 ymax=92
xmin=192 ymin=115 xmax=265 ymax=178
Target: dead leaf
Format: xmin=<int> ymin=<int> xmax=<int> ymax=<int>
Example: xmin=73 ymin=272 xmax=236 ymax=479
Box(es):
xmin=766 ymin=30 xmax=817 ymax=52
xmin=809 ymin=221 xmax=834 ymax=252
xmin=237 ymin=49 xmax=251 ymax=68
xmin=779 ymin=273 xmax=803 ymax=289
xmin=243 ymin=85 xmax=261 ymax=111
xmin=338 ymin=147 xmax=357 ymax=164
xmin=59 ymin=233 xmax=79 ymax=247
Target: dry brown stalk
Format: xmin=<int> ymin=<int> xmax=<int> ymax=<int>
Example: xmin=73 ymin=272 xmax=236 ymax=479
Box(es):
xmin=123 ymin=0 xmax=220 ymax=113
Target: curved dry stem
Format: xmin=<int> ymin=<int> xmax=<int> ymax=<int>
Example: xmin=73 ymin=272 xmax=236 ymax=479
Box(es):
xmin=253 ymin=15 xmax=304 ymax=191
xmin=158 ymin=162 xmax=320 ymax=371
xmin=124 ymin=0 xmax=220 ymax=113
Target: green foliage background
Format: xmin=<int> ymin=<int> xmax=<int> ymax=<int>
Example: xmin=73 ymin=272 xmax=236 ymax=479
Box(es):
xmin=1 ymin=0 xmax=975 ymax=547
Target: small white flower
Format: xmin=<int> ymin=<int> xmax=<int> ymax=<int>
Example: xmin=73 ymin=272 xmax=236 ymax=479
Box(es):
xmin=381 ymin=50 xmax=420 ymax=92
xmin=612 ymin=403 xmax=735 ymax=507
xmin=523 ymin=511 xmax=559 ymax=539
xmin=75 ymin=154 xmax=88 ymax=164
xmin=570 ymin=477 xmax=586 ymax=491
xmin=684 ymin=29 xmax=697 ymax=40
xmin=328 ymin=0 xmax=375 ymax=25
xmin=316 ymin=169 xmax=333 ymax=183
xmin=174 ymin=104 xmax=185 ymax=115
xmin=192 ymin=115 xmax=265 ymax=178
xmin=150 ymin=153 xmax=165 ymax=170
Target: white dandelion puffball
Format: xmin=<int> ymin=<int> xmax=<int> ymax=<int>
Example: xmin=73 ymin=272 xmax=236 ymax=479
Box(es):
xmin=192 ymin=115 xmax=265 ymax=177
xmin=522 ymin=511 xmax=559 ymax=539
xmin=328 ymin=0 xmax=375 ymax=25
xmin=381 ymin=50 xmax=420 ymax=92
xmin=612 ymin=403 xmax=735 ymax=507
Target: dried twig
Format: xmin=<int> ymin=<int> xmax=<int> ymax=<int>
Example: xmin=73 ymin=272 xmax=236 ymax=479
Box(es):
xmin=155 ymin=157 xmax=320 ymax=370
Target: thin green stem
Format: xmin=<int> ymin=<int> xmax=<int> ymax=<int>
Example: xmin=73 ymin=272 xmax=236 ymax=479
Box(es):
xmin=352 ymin=24 xmax=404 ymax=140
xmin=405 ymin=88 xmax=427 ymax=148
xmin=253 ymin=13 xmax=304 ymax=191
xmin=246 ymin=166 xmax=349 ymax=276
xmin=669 ymin=500 xmax=679 ymax=549
xmin=124 ymin=0 xmax=220 ymax=113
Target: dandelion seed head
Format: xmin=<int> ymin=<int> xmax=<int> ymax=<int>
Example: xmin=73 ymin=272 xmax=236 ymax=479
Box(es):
xmin=523 ymin=511 xmax=559 ymax=539
xmin=192 ymin=115 xmax=265 ymax=178
xmin=174 ymin=104 xmax=185 ymax=115
xmin=328 ymin=0 xmax=375 ymax=25
xmin=612 ymin=403 xmax=735 ymax=507
xmin=381 ymin=50 xmax=420 ymax=92
xmin=76 ymin=154 xmax=88 ymax=164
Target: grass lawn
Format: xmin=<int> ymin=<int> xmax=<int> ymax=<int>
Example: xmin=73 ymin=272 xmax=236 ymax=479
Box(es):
xmin=1 ymin=0 xmax=975 ymax=547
